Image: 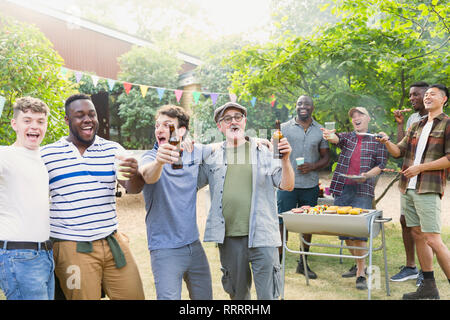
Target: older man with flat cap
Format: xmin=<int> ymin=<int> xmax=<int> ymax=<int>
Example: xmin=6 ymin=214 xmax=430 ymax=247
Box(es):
xmin=198 ymin=102 xmax=295 ymax=300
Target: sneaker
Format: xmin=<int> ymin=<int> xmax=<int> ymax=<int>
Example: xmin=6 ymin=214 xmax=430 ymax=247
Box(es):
xmin=342 ymin=265 xmax=357 ymax=278
xmin=296 ymin=259 xmax=318 ymax=279
xmin=356 ymin=276 xmax=367 ymax=290
xmin=403 ymin=278 xmax=440 ymax=300
xmin=390 ymin=265 xmax=419 ymax=282
xmin=416 ymin=270 xmax=424 ymax=287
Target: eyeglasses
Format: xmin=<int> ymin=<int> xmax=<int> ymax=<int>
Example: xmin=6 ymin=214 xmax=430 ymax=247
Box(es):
xmin=219 ymin=113 xmax=245 ymax=124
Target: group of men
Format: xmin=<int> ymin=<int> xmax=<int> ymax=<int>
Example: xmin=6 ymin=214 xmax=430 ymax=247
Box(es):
xmin=0 ymin=81 xmax=448 ymax=301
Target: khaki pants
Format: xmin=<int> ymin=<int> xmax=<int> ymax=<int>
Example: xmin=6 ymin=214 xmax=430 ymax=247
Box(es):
xmin=53 ymin=232 xmax=145 ymax=300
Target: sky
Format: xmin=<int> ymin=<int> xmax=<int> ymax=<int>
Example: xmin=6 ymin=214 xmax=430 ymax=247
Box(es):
xmin=31 ymin=0 xmax=272 ymax=40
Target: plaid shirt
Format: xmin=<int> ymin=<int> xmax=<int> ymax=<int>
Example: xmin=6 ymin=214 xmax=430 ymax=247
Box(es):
xmin=397 ymin=112 xmax=450 ymax=197
xmin=330 ymin=132 xmax=388 ymax=198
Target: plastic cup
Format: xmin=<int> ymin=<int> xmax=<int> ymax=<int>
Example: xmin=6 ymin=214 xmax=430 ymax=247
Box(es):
xmin=325 ymin=122 xmax=335 ymax=130
xmin=115 ymin=151 xmax=133 ymax=181
xmin=296 ymin=157 xmax=304 ymax=166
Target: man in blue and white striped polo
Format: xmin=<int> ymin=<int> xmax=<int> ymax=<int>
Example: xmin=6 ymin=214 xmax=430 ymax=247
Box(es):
xmin=40 ymin=94 xmax=145 ymax=300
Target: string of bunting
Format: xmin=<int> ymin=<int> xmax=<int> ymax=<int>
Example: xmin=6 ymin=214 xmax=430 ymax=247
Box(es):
xmin=60 ymin=67 xmax=276 ymax=108
xmin=0 ymin=67 xmax=279 ymax=118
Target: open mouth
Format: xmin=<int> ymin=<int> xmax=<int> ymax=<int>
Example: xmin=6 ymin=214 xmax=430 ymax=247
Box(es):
xmin=81 ymin=126 xmax=94 ymax=134
xmin=26 ymin=132 xmax=40 ymax=141
xmin=157 ymin=136 xmax=167 ymax=145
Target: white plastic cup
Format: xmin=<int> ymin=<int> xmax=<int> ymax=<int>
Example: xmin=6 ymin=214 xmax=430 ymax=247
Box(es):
xmin=296 ymin=157 xmax=305 ymax=166
xmin=324 ymin=122 xmax=335 ymax=130
xmin=115 ymin=150 xmax=134 ymax=181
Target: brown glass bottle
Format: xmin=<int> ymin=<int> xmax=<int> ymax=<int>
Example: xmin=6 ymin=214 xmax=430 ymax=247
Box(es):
xmin=272 ymin=120 xmax=283 ymax=159
xmin=168 ymin=123 xmax=183 ymax=169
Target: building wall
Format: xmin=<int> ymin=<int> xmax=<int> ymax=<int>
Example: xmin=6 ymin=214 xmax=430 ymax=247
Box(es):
xmin=0 ymin=1 xmax=197 ymax=79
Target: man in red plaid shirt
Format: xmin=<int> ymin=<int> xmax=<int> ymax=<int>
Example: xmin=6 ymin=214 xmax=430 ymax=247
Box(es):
xmin=379 ymin=84 xmax=450 ymax=300
xmin=322 ymin=106 xmax=388 ymax=290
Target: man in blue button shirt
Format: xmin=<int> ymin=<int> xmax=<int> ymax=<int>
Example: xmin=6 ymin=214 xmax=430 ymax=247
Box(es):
xmin=199 ymin=102 xmax=295 ymax=300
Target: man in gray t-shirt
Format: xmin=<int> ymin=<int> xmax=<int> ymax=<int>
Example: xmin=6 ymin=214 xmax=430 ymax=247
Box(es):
xmin=277 ymin=95 xmax=330 ymax=279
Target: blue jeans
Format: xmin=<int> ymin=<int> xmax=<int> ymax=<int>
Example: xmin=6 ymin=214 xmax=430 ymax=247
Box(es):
xmin=334 ymin=184 xmax=374 ymax=241
xmin=0 ymin=247 xmax=55 ymax=300
xmin=150 ymin=240 xmax=212 ymax=300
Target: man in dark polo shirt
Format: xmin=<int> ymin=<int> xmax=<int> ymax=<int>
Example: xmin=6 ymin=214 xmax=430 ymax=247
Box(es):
xmin=277 ymin=95 xmax=330 ymax=279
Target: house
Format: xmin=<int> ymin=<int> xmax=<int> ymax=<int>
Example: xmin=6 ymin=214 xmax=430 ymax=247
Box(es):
xmin=0 ymin=0 xmax=202 ymax=141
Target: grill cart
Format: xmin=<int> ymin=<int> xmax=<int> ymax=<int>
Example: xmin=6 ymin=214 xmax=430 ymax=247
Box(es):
xmin=280 ymin=209 xmax=391 ymax=300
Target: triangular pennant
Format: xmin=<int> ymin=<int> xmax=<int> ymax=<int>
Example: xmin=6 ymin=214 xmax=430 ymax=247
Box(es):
xmin=192 ymin=91 xmax=201 ymax=105
xmin=229 ymin=93 xmax=237 ymax=103
xmin=270 ymin=94 xmax=276 ymax=107
xmin=60 ymin=67 xmax=68 ymax=78
xmin=174 ymin=89 xmax=183 ymax=103
xmin=156 ymin=87 xmax=165 ymax=100
xmin=75 ymin=71 xmax=83 ymax=83
xmin=140 ymin=85 xmax=149 ymax=98
xmin=91 ymin=75 xmax=99 ymax=87
xmin=210 ymin=93 xmax=219 ymax=106
xmin=250 ymin=97 xmax=257 ymax=107
xmin=123 ymin=82 xmax=132 ymax=95
xmin=0 ymin=95 xmax=6 ymax=116
xmin=107 ymin=79 xmax=116 ymax=91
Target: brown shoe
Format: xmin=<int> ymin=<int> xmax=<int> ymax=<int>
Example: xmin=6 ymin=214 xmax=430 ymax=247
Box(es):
xmin=402 ymin=278 xmax=440 ymax=300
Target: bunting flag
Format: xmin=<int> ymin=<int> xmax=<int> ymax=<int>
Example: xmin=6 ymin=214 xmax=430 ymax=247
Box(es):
xmin=156 ymin=87 xmax=165 ymax=101
xmin=123 ymin=82 xmax=132 ymax=95
xmin=210 ymin=93 xmax=219 ymax=106
xmin=60 ymin=67 xmax=280 ymax=110
xmin=192 ymin=91 xmax=201 ymax=105
xmin=91 ymin=75 xmax=99 ymax=88
xmin=75 ymin=71 xmax=83 ymax=83
xmin=107 ymin=79 xmax=116 ymax=91
xmin=0 ymin=95 xmax=5 ymax=116
xmin=270 ymin=94 xmax=276 ymax=107
xmin=60 ymin=67 xmax=68 ymax=79
xmin=140 ymin=85 xmax=149 ymax=98
xmin=174 ymin=89 xmax=183 ymax=103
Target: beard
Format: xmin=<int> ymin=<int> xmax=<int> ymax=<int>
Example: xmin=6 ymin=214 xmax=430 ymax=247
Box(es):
xmin=297 ymin=111 xmax=310 ymax=121
xmin=69 ymin=122 xmax=98 ymax=146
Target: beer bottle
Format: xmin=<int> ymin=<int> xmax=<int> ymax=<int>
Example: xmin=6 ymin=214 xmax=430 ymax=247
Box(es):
xmin=273 ymin=120 xmax=283 ymax=159
xmin=168 ymin=123 xmax=183 ymax=169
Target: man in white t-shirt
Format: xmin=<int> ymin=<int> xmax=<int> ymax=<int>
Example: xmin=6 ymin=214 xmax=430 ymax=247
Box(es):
xmin=0 ymin=97 xmax=54 ymax=300
xmin=390 ymin=82 xmax=429 ymax=283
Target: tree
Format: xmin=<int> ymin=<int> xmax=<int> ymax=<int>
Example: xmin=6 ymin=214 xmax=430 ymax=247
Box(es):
xmin=115 ymin=46 xmax=183 ymax=149
xmin=0 ymin=15 xmax=76 ymax=145
xmin=226 ymin=0 xmax=449 ymax=145
xmin=193 ymin=35 xmax=290 ymax=144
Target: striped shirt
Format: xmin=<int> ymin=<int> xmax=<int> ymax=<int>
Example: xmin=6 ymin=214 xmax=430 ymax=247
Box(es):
xmin=397 ymin=113 xmax=450 ymax=197
xmin=40 ymin=136 xmax=124 ymax=241
xmin=330 ymin=132 xmax=388 ymax=198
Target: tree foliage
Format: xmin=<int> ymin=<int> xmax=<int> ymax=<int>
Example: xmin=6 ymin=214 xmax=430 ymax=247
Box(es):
xmin=226 ymin=0 xmax=449 ymax=141
xmin=115 ymin=46 xmax=183 ymax=149
xmin=0 ymin=15 xmax=76 ymax=145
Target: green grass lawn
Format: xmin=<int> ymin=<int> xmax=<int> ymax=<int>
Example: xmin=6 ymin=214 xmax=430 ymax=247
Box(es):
xmin=279 ymin=223 xmax=449 ymax=300
xmin=1 ymin=223 xmax=448 ymax=300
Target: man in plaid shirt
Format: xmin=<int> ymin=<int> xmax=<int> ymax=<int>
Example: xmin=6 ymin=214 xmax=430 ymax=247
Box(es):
xmin=322 ymin=106 xmax=388 ymax=290
xmin=379 ymin=84 xmax=450 ymax=300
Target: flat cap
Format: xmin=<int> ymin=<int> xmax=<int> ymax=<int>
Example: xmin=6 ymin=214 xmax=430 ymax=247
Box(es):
xmin=214 ymin=102 xmax=247 ymax=123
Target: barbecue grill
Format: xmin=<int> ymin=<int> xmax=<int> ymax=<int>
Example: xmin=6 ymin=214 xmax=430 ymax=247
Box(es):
xmin=280 ymin=209 xmax=391 ymax=300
